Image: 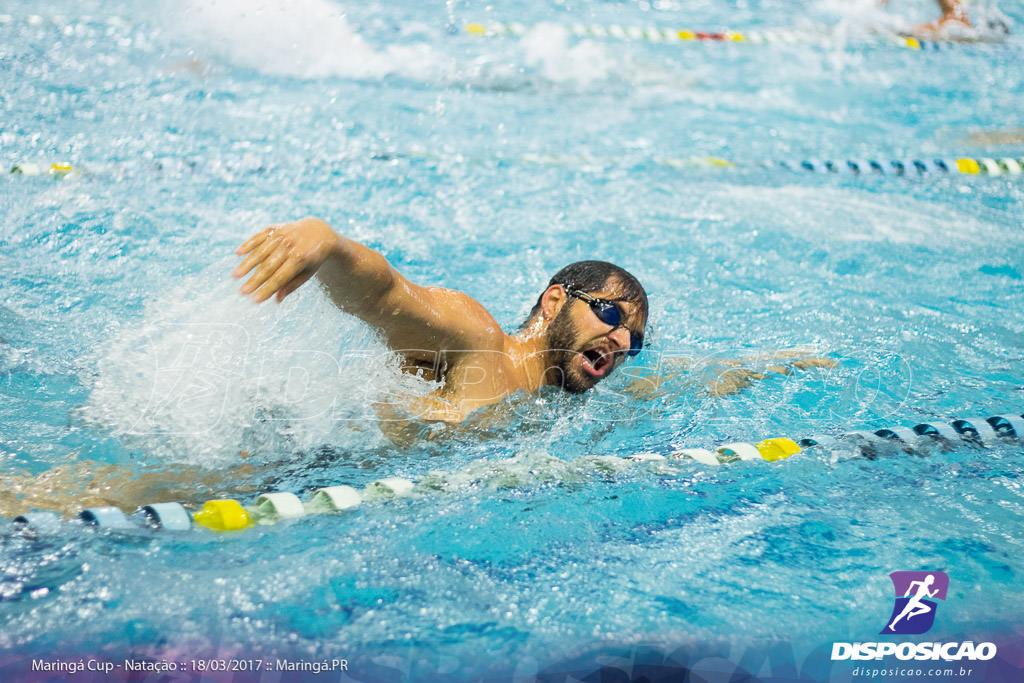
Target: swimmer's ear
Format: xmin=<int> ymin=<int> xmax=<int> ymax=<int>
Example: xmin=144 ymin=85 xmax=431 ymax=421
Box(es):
xmin=540 ymin=284 xmax=568 ymax=322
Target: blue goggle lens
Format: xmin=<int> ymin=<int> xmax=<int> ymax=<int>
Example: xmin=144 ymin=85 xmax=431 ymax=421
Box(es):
xmin=587 ymin=300 xmax=643 ymax=357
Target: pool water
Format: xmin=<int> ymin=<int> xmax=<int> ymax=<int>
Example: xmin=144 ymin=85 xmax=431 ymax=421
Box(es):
xmin=1 ymin=0 xmax=1023 ymax=680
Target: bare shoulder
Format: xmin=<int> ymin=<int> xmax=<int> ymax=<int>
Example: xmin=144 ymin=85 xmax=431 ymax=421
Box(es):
xmin=420 ymin=286 xmax=507 ymax=351
xmin=368 ymin=276 xmax=508 ymax=356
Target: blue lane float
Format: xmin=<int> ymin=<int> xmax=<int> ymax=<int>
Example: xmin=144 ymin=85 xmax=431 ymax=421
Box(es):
xmin=951 ymin=418 xmax=1000 ymax=446
xmin=798 ymin=434 xmax=840 ymax=449
xmin=78 ymin=506 xmax=133 ymax=529
xmin=7 ymin=411 xmax=1022 ymax=535
xmin=913 ymin=421 xmax=963 ymax=442
xmin=136 ymin=502 xmax=193 ymax=531
xmin=874 ymin=426 xmax=921 ymax=445
xmin=12 ymin=511 xmax=62 ymax=532
xmin=989 ymin=414 xmax=1024 ymax=437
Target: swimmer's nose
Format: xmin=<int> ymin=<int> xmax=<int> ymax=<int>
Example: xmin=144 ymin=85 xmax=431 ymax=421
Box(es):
xmin=607 ymin=327 xmax=631 ymax=355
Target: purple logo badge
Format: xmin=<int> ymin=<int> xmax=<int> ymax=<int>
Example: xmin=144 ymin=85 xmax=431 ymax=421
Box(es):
xmin=881 ymin=571 xmax=949 ymax=635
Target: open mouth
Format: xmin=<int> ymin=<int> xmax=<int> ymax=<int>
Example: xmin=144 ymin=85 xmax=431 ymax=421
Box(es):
xmin=581 ymin=347 xmax=613 ymax=378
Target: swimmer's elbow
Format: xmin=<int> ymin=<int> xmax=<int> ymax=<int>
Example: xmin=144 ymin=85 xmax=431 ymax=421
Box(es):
xmin=317 ymin=237 xmax=399 ymax=309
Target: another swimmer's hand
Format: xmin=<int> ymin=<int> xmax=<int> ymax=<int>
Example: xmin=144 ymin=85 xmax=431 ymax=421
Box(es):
xmin=232 ymin=218 xmax=340 ymax=303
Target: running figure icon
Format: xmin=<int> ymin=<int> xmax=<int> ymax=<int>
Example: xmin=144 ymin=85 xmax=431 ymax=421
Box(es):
xmin=882 ymin=571 xmax=949 ymax=635
xmin=888 ymin=574 xmax=939 ymax=631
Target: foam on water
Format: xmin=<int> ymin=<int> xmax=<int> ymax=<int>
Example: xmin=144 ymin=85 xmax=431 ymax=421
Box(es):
xmin=165 ymin=0 xmax=451 ymax=80
xmin=520 ymin=23 xmax=621 ymax=87
xmin=821 ymin=0 xmax=911 ymax=36
xmin=78 ymin=260 xmax=435 ymax=466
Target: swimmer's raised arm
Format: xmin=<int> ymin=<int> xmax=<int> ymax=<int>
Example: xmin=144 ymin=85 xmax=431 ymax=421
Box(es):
xmin=880 ymin=0 xmax=971 ymax=33
xmin=232 ymin=218 xmax=502 ymax=356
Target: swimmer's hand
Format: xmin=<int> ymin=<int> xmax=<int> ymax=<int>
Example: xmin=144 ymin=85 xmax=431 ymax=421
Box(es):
xmin=233 ymin=218 xmax=340 ymax=302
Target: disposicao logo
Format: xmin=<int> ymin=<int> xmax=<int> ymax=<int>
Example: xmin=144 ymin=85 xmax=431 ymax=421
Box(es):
xmin=831 ymin=571 xmax=998 ymax=663
xmin=881 ymin=571 xmax=948 ymax=635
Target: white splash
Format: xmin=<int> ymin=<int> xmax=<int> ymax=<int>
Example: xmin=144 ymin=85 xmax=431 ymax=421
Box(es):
xmin=164 ymin=0 xmax=448 ymax=80
xmin=80 ymin=258 xmax=432 ymax=465
xmin=519 ymin=23 xmax=619 ymax=87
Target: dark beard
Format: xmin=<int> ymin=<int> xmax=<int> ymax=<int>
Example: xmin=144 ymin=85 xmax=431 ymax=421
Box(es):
xmin=544 ymin=306 xmax=595 ymax=394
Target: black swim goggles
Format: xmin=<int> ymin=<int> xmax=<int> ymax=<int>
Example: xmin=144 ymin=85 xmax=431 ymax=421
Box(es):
xmin=563 ymin=287 xmax=644 ymax=357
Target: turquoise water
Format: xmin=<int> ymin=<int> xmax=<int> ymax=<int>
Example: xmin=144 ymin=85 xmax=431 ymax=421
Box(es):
xmin=1 ymin=0 xmax=1023 ymax=680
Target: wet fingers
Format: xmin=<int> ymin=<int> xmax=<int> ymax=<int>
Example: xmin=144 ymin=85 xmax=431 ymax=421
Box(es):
xmin=235 ymin=228 xmax=272 ymax=257
xmin=233 ymin=233 xmax=282 ymax=281
xmin=251 ymin=258 xmax=306 ymax=303
xmin=240 ymin=246 xmax=290 ymax=296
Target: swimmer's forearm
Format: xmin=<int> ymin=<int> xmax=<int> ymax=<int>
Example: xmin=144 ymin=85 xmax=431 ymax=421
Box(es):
xmin=314 ymin=225 xmax=398 ymax=313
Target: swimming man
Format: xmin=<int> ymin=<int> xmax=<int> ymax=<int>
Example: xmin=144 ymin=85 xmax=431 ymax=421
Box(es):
xmin=881 ymin=0 xmax=978 ymax=37
xmin=232 ymin=217 xmax=649 ymax=422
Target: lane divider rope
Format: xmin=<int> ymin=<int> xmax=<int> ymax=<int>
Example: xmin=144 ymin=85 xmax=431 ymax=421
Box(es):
xmin=0 ymin=14 xmax=1013 ymax=53
xmin=464 ymin=21 xmax=1018 ymax=52
xmin=779 ymin=157 xmax=1024 ymax=176
xmin=8 ymin=155 xmax=1024 ymax=181
xmin=8 ymin=412 xmax=1023 ymax=534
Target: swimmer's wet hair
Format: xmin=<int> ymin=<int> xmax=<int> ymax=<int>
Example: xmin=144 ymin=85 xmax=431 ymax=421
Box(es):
xmin=524 ymin=260 xmax=648 ymax=326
